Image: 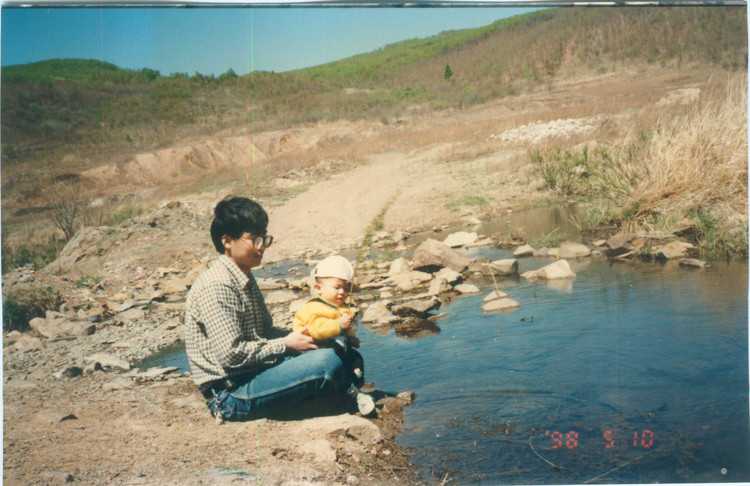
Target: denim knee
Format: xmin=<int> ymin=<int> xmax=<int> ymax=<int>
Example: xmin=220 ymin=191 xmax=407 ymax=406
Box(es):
xmin=307 ymin=347 xmax=345 ymax=383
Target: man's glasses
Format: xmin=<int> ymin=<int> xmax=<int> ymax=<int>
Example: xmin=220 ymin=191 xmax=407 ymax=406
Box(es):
xmin=240 ymin=234 xmax=274 ymax=249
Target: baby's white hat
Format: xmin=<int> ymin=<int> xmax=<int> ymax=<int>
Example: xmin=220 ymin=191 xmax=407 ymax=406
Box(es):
xmin=311 ymin=255 xmax=354 ymax=282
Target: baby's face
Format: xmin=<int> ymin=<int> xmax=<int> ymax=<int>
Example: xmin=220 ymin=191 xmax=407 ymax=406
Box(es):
xmin=316 ymin=277 xmax=350 ymax=306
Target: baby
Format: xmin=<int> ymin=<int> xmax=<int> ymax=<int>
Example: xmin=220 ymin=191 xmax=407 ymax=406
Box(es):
xmin=293 ymin=255 xmax=375 ymax=416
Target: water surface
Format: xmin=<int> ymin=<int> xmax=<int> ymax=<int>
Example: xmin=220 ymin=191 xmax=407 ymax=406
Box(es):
xmin=360 ymin=252 xmax=748 ymax=484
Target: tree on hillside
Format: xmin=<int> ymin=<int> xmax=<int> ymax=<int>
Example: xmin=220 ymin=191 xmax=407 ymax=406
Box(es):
xmin=444 ymin=63 xmax=453 ymax=80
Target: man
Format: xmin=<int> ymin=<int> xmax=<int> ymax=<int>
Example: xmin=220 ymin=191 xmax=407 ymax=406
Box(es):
xmin=184 ymin=196 xmax=346 ymax=421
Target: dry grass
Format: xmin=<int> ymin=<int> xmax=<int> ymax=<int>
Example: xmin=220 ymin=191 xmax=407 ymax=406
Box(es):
xmin=531 ymin=71 xmax=747 ymax=257
xmin=620 ymin=72 xmax=747 ymax=227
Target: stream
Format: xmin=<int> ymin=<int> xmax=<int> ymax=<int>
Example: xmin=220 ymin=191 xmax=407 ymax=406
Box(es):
xmin=140 ymin=208 xmax=749 ymax=484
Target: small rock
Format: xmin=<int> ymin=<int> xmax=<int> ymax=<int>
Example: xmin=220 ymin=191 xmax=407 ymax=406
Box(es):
xmin=490 ymin=259 xmax=518 ymax=275
xmin=151 ymin=278 xmax=188 ymax=300
xmin=396 ymin=391 xmax=416 ymax=403
xmin=347 ymin=423 xmax=382 ymax=445
xmin=117 ymin=307 xmax=144 ymax=321
xmin=9 ymin=334 xmax=43 ymax=353
xmin=427 ymin=278 xmax=452 ymax=296
xmin=387 ymin=258 xmax=410 ymax=276
xmin=454 ymin=284 xmax=480 ymax=294
xmin=434 ymin=267 xmax=462 ymax=284
xmin=135 ymin=366 xmax=178 ymax=380
xmin=679 ymin=258 xmax=709 ymax=269
xmin=256 ymin=278 xmax=286 ymax=290
xmin=264 ymin=290 xmax=299 ymax=305
xmin=521 ymin=259 xmax=576 ymax=281
xmin=606 ymin=233 xmax=641 ymax=257
xmin=84 ymin=353 xmax=131 ymax=371
xmin=36 ymin=410 xmax=78 ymax=424
xmin=102 ymin=377 xmax=134 ymax=391
xmin=513 ymin=244 xmax=535 ymax=257
xmin=481 ymin=298 xmax=521 ymax=312
xmin=557 ymin=241 xmax=592 ymax=259
xmin=392 ymin=297 xmax=440 ymax=317
xmin=657 ymin=241 xmax=694 ymax=260
xmin=55 ymin=366 xmax=83 ymax=379
xmin=298 ymin=439 xmax=337 ymax=465
xmin=443 ymin=231 xmax=478 ymax=248
xmin=483 ymin=290 xmax=509 ymax=301
xmin=41 ymin=470 xmax=75 ymax=484
xmin=29 ymin=317 xmax=94 ymax=339
xmin=162 ymin=317 xmax=181 ymax=330
xmin=115 ymin=299 xmax=136 ymax=313
xmin=361 ymin=301 xmax=397 ymax=324
xmin=412 ymin=238 xmax=470 ymax=273
xmin=389 ymin=271 xmax=432 ymax=292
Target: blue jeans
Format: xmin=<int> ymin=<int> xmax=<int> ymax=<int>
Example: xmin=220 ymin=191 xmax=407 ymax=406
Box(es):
xmin=207 ymin=348 xmax=345 ymax=421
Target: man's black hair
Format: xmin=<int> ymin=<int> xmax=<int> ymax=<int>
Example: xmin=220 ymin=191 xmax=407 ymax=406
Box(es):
xmin=210 ymin=196 xmax=268 ymax=254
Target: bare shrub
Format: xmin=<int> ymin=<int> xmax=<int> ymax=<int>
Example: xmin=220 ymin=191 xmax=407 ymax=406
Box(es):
xmin=43 ymin=180 xmax=82 ymax=240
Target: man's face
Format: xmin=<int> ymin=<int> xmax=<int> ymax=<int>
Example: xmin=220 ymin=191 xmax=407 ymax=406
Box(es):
xmin=315 ymin=277 xmax=350 ymax=306
xmin=224 ymin=232 xmax=268 ymax=273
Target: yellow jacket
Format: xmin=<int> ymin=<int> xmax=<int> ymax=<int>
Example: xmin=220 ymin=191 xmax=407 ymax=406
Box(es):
xmin=292 ymin=298 xmax=357 ymax=341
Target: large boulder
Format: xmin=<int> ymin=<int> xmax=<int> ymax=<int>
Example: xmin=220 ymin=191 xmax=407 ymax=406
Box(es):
xmin=412 ymin=239 xmax=469 ymax=273
xmin=557 ymin=241 xmax=591 ymax=259
xmin=521 ymin=259 xmax=576 ymax=281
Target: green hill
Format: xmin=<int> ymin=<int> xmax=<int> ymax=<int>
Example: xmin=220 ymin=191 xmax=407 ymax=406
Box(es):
xmin=1 ymin=6 xmax=746 ymax=167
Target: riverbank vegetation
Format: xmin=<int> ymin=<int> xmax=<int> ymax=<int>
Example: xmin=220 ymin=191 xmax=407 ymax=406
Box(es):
xmin=531 ymin=72 xmax=747 ymax=259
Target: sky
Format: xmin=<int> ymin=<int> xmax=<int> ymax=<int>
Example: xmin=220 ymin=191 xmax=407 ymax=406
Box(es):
xmin=1 ymin=6 xmax=539 ymax=76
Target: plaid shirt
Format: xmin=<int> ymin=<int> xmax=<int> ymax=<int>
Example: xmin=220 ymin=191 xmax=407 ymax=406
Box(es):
xmin=183 ymin=255 xmax=289 ymax=386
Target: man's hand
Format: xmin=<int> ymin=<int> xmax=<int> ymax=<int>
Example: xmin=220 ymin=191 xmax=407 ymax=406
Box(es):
xmin=339 ymin=314 xmax=353 ymax=330
xmin=283 ymin=326 xmax=318 ymax=354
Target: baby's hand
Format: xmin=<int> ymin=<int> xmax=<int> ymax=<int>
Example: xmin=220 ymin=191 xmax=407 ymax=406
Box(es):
xmin=339 ymin=314 xmax=353 ymax=330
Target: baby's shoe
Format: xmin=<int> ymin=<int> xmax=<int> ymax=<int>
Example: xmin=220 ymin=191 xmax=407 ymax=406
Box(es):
xmin=356 ymin=392 xmax=376 ymax=416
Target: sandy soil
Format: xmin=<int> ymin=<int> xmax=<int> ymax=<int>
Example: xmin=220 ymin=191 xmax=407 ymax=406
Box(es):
xmin=2 ymin=67 xmax=710 ymax=485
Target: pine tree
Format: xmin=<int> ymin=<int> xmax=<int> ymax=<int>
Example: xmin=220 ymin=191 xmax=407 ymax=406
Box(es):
xmin=444 ymin=63 xmax=453 ymax=80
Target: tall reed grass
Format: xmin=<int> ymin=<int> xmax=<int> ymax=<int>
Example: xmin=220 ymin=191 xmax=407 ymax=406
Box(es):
xmin=531 ymin=73 xmax=748 ymax=259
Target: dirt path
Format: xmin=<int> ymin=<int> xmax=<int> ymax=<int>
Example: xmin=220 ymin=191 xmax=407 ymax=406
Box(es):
xmin=267 ymin=152 xmax=410 ymax=262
